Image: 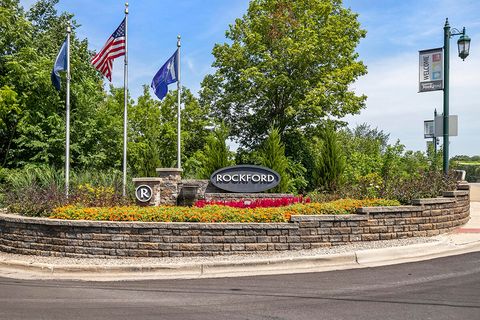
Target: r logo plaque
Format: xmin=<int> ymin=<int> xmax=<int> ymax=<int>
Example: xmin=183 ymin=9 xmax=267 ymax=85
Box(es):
xmin=135 ymin=185 xmax=153 ymax=202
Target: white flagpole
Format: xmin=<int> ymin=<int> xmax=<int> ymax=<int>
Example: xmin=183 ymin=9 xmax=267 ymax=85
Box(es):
xmin=123 ymin=3 xmax=129 ymax=197
xmin=177 ymin=35 xmax=181 ymax=169
xmin=65 ymin=22 xmax=71 ymax=197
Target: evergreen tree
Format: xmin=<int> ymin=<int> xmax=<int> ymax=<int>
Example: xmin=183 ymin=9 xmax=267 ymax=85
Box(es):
xmin=257 ymin=127 xmax=290 ymax=193
xmin=314 ymin=125 xmax=345 ymax=191
xmin=194 ymin=124 xmax=234 ymax=179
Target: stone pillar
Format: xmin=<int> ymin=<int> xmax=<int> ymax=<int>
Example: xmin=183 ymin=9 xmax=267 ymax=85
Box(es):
xmin=132 ymin=168 xmax=182 ymax=206
xmin=156 ymin=168 xmax=183 ymax=205
xmin=132 ymin=177 xmax=162 ymax=206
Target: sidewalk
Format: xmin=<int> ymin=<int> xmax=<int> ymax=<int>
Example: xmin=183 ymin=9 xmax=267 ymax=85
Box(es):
xmin=1 ymin=199 xmax=479 ymax=282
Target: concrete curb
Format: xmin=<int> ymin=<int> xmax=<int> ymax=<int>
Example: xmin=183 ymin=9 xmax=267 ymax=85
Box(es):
xmin=1 ymin=239 xmax=479 ymax=281
xmin=0 ymin=252 xmax=358 ymax=280
xmin=355 ymin=239 xmax=480 ymax=266
xmin=200 ymin=252 xmax=358 ymax=278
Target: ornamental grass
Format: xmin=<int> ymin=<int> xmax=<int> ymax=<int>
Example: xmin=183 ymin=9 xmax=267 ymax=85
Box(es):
xmin=50 ymin=198 xmax=400 ymax=223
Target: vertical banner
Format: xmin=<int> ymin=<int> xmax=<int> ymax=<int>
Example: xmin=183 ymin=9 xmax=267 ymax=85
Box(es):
xmin=419 ymin=48 xmax=443 ymax=92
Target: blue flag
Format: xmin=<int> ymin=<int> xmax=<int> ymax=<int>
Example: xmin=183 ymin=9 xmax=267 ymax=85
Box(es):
xmin=151 ymin=49 xmax=179 ymax=100
xmin=51 ymin=39 xmax=67 ymax=91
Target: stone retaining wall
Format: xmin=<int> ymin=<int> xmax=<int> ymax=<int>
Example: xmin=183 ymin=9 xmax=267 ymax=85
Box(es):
xmin=0 ymin=187 xmax=470 ymax=258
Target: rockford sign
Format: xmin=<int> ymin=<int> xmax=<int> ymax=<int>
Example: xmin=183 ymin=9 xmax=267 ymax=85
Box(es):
xmin=419 ymin=48 xmax=443 ymax=92
xmin=210 ymin=165 xmax=280 ymax=193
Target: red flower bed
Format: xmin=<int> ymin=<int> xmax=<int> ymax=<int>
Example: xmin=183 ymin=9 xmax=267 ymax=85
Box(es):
xmin=194 ymin=196 xmax=310 ymax=209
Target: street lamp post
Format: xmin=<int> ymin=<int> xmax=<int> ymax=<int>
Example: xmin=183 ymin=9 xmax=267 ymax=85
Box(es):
xmin=442 ymin=18 xmax=471 ymax=173
xmin=434 ymin=109 xmax=438 ymax=155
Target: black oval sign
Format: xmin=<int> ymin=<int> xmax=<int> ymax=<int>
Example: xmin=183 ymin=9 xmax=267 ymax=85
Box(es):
xmin=210 ymin=165 xmax=281 ymax=193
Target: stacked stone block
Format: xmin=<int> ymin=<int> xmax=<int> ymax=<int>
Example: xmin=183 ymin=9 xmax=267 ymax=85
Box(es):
xmin=0 ymin=187 xmax=470 ymax=258
xmin=133 ymin=168 xmax=182 ymax=206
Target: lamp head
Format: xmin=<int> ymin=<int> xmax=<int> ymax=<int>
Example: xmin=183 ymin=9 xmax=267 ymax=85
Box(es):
xmin=457 ymin=31 xmax=471 ymax=60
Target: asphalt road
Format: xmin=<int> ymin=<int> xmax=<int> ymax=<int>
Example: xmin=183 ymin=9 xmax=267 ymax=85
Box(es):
xmin=0 ymin=252 xmax=479 ymax=320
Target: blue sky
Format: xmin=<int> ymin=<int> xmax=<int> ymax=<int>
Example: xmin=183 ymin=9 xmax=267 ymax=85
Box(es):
xmin=21 ymin=0 xmax=480 ymax=156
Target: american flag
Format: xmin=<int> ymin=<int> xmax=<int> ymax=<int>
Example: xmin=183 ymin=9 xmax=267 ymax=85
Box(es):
xmin=91 ymin=19 xmax=126 ymax=81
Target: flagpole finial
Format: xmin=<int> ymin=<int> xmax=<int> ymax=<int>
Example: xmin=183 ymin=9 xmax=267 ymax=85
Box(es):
xmin=177 ymin=35 xmax=181 ymax=48
xmin=125 ymin=2 xmax=129 ymax=14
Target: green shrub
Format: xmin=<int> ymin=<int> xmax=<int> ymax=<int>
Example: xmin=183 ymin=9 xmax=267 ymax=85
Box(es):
xmin=333 ymin=170 xmax=457 ymax=204
xmin=1 ymin=166 xmax=133 ymax=216
xmin=69 ymin=183 xmax=131 ymax=208
xmin=2 ymin=165 xmax=66 ymax=216
xmin=381 ymin=170 xmax=457 ymax=204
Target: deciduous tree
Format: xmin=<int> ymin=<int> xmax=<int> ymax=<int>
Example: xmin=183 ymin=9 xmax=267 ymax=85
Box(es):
xmin=201 ymin=0 xmax=367 ymax=149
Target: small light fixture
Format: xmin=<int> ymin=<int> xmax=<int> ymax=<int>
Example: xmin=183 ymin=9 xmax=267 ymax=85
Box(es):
xmin=457 ymin=28 xmax=471 ymax=60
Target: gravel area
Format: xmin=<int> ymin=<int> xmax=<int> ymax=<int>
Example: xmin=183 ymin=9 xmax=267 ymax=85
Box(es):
xmin=0 ymin=235 xmax=446 ymax=267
